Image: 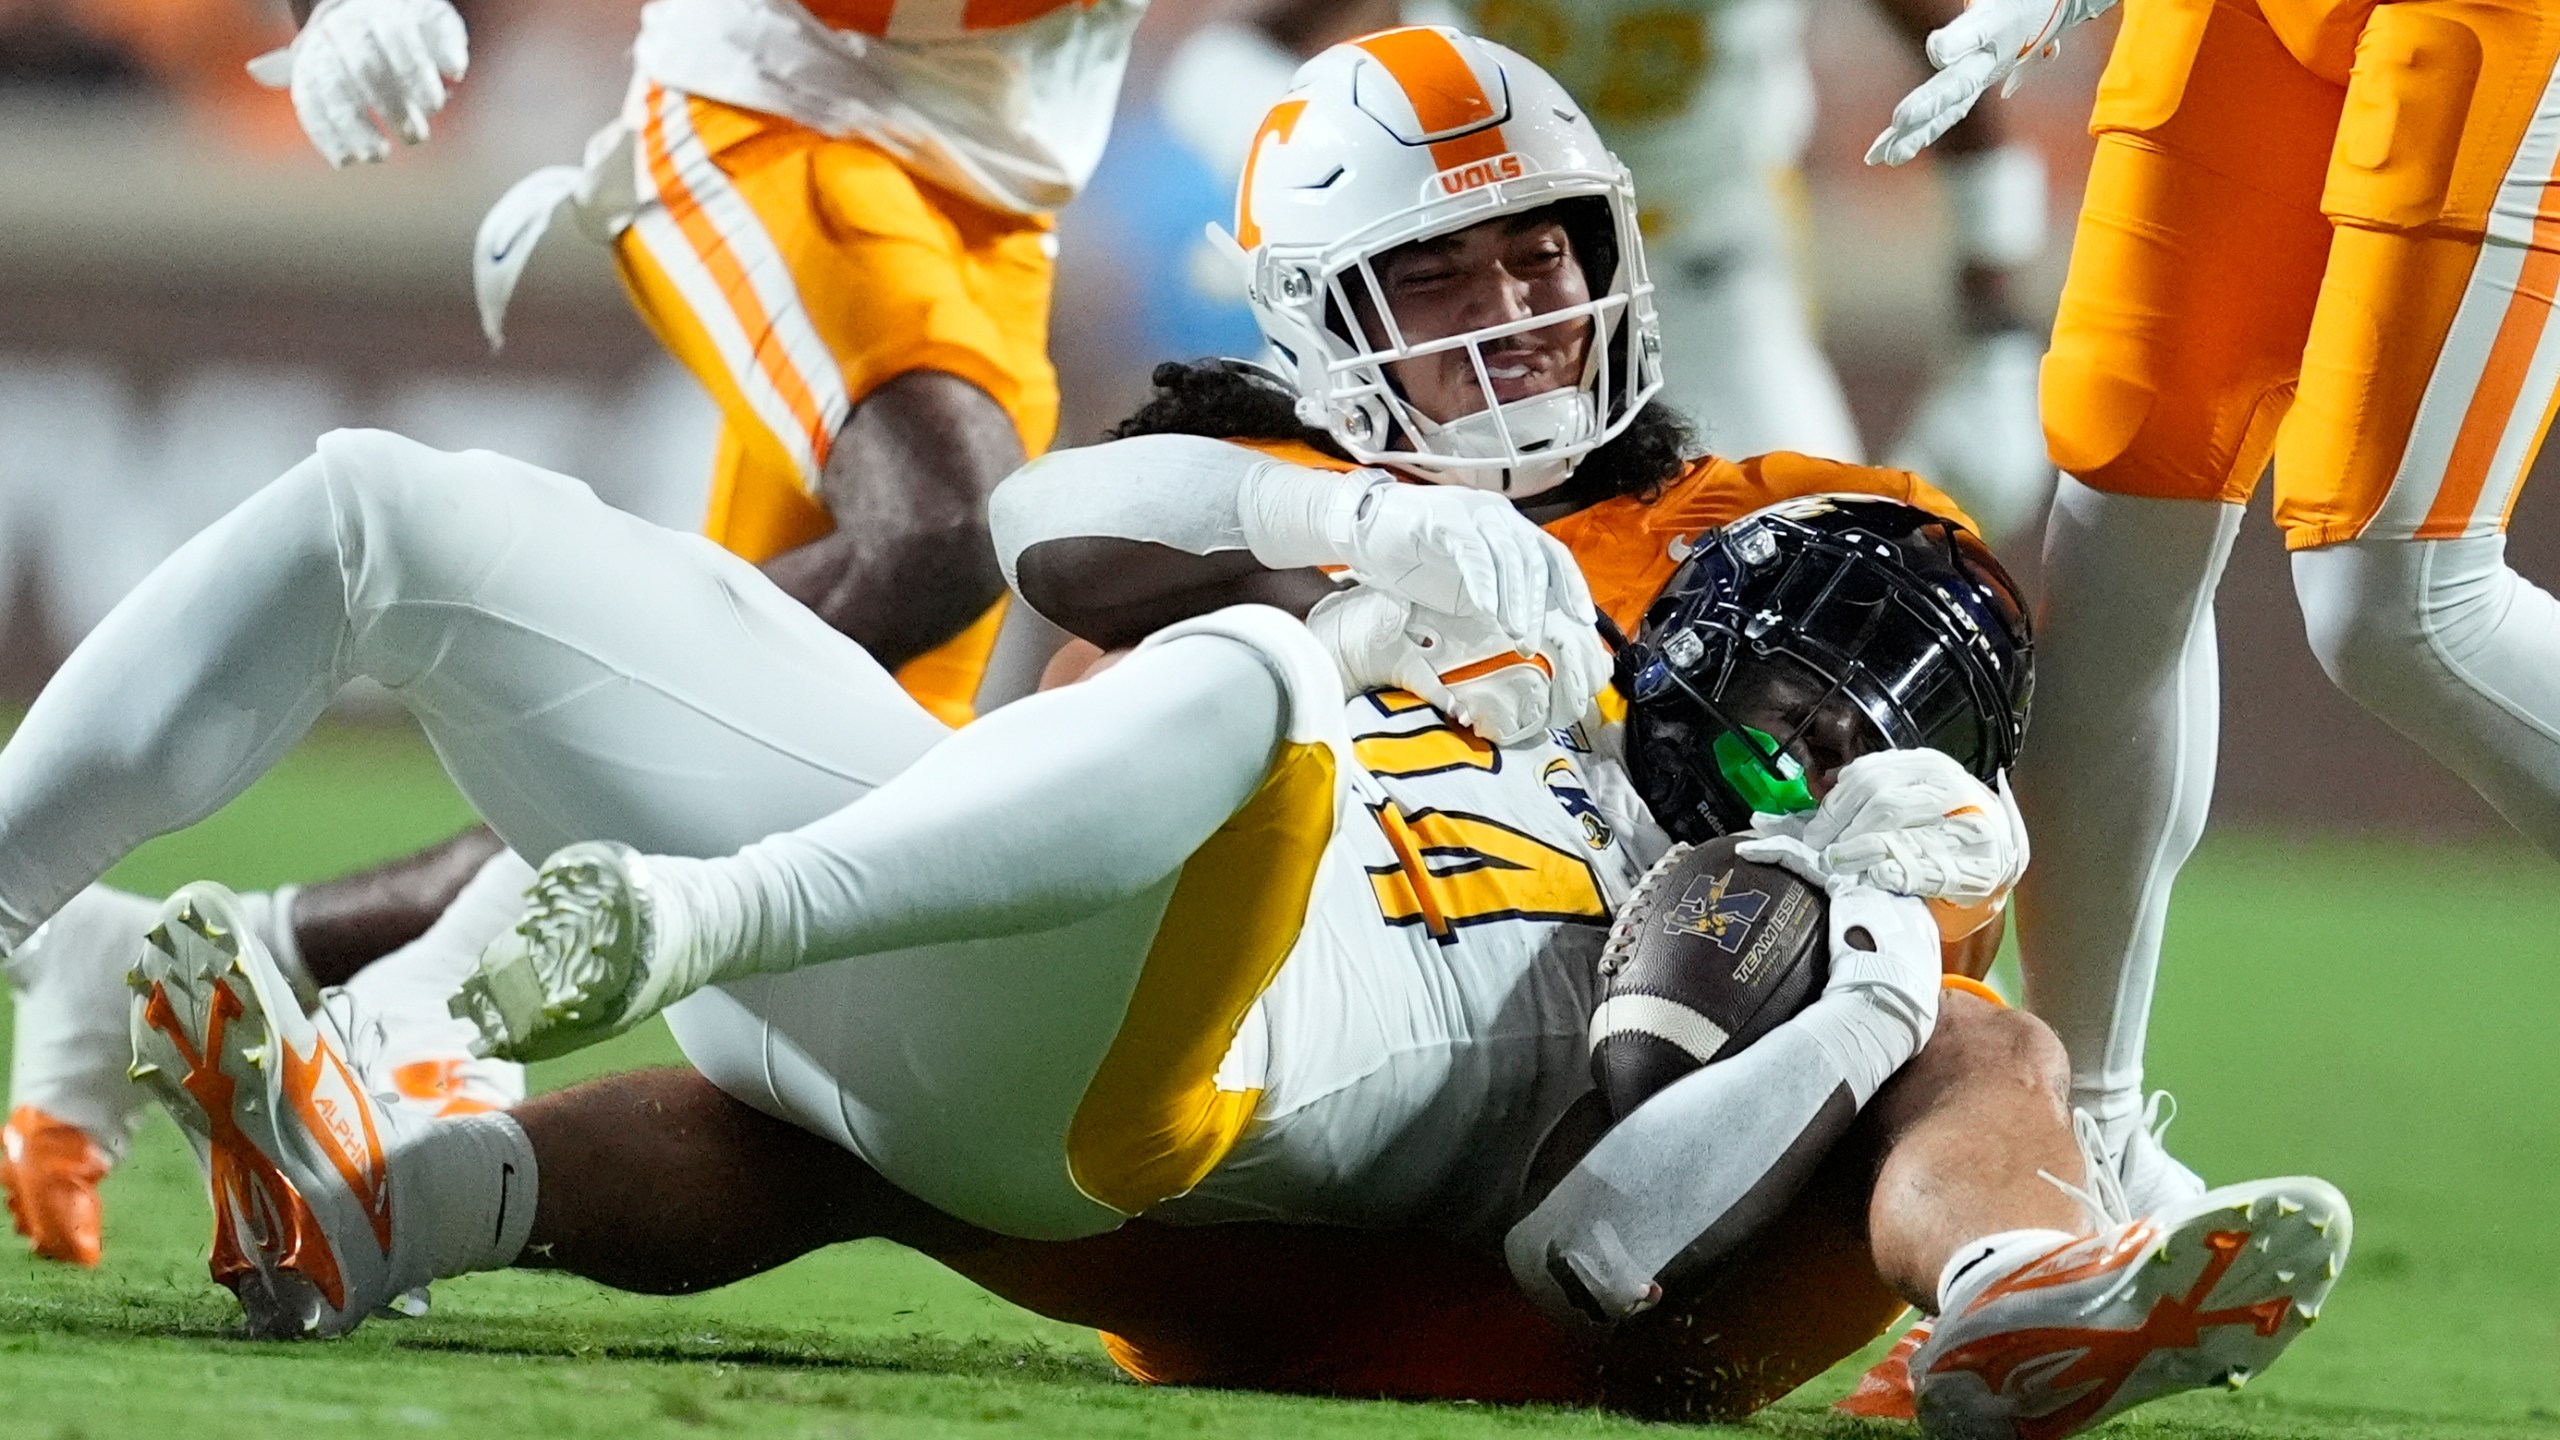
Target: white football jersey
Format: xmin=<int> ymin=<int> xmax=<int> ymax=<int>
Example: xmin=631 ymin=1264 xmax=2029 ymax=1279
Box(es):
xmin=630 ymin=0 xmax=1150 ymax=215
xmin=1161 ymin=687 xmax=1659 ymax=1245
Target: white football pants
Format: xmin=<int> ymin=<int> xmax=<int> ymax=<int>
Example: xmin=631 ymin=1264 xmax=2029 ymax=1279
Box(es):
xmin=2293 ymin=533 xmax=2560 ymax=852
xmin=0 ymin=429 xmax=1288 ymax=1238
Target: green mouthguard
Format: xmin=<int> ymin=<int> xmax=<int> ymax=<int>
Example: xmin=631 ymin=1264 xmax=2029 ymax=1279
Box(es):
xmin=1711 ymin=725 xmax=1817 ymax=815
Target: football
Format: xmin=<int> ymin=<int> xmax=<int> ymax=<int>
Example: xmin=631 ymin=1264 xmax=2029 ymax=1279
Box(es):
xmin=1588 ymin=836 xmax=1830 ymax=1118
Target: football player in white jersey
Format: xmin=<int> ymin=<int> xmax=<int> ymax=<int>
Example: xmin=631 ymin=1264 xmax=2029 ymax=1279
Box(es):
xmin=1140 ymin=0 xmax=2059 ymax=541
xmin=7 ymin=31 xmax=2348 ymax=1433
xmin=0 ymin=0 xmax=1152 ymax=1263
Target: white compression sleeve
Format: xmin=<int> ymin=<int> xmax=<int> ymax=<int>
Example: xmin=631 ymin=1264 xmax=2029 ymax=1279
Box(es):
xmin=991 ymin=434 xmax=1262 ymax=585
xmin=989 ymin=434 xmax=1382 ymax=588
xmin=1503 ymin=987 xmax=1924 ymax=1327
xmin=2295 ymin=534 xmax=2560 ymax=853
xmin=2012 ymin=480 xmax=2239 ymax=1133
xmin=657 ymin=632 xmax=1289 ymax=978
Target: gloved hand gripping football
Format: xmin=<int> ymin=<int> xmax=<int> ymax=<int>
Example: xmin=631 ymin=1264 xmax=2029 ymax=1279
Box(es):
xmin=1738 ymin=749 xmax=2028 ymax=906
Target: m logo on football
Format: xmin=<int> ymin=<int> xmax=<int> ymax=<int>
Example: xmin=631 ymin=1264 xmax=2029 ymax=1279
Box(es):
xmin=1661 ymin=869 xmax=1766 ymax=954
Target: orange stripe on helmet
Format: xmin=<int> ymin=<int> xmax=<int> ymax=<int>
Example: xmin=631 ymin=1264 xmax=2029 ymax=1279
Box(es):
xmin=1352 ymin=27 xmax=1509 ymax=172
xmin=1235 ymin=99 xmax=1308 ymax=250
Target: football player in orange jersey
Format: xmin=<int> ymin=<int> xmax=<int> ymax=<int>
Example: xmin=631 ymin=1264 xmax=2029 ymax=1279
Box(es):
xmin=1873 ymin=0 xmax=2560 ymax=1218
xmin=2 ymin=0 xmax=1150 ymax=1264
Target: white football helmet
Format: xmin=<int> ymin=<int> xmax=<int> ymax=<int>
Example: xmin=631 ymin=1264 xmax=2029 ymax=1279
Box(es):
xmin=1227 ymin=26 xmax=1662 ymax=497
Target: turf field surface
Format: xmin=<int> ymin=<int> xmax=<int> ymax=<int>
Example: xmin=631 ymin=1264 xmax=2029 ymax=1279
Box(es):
xmin=2 ymin=724 xmax=2555 ymax=1439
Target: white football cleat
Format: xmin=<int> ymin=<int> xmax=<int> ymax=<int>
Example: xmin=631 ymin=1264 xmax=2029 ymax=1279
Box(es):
xmin=4 ymin=886 xmax=164 ymax=1265
xmin=1912 ymin=1176 xmax=2351 ymax=1440
xmin=2111 ymin=1091 xmax=2208 ymax=1217
xmin=454 ymin=841 xmax=700 ymax=1061
xmin=127 ymin=882 xmax=413 ymax=1337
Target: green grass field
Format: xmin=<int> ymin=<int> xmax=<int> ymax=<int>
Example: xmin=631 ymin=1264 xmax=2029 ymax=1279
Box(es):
xmin=1 ymin=724 xmax=2554 ymax=1439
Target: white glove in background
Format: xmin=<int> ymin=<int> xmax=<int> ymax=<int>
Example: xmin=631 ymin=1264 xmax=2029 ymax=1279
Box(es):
xmin=1737 ymin=748 xmax=2027 ymax=905
xmin=1865 ymin=0 xmax=2121 ymax=166
xmin=1889 ymin=330 xmax=2054 ymax=546
xmin=1238 ymin=463 xmax=1596 ymax=650
xmin=1305 ymin=588 xmax=1608 ymax=745
xmin=250 ymin=0 xmax=469 ymax=168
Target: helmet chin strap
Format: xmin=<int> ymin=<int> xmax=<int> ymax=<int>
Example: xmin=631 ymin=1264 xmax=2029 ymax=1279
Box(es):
xmin=1398 ymin=387 xmax=1595 ymax=496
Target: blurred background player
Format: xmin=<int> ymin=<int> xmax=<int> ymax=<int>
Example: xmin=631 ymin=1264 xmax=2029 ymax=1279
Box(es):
xmin=1 ymin=0 xmax=1154 ymax=1265
xmin=1873 ymin=0 xmax=2560 ymax=1201
xmin=1077 ymin=0 xmax=2059 ymax=541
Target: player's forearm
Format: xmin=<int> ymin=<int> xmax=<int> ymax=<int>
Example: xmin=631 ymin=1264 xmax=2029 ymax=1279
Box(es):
xmin=759 ymin=523 xmax=1004 ymax=670
xmin=990 ymin=434 xmax=1342 ymax=647
xmin=1505 ymin=1018 xmax=1863 ymax=1325
xmin=1507 ymin=952 xmax=1935 ymax=1330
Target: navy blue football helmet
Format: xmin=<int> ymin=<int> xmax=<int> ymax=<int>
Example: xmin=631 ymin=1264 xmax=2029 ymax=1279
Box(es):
xmin=1617 ymin=494 xmax=2033 ymax=842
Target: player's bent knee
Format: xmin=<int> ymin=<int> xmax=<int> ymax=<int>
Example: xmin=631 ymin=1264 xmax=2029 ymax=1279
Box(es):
xmin=1911 ymin=993 xmax=2070 ymax=1106
xmin=2292 ymin=541 xmax=2435 ymax=719
xmin=2040 ymin=345 xmax=2259 ymax=504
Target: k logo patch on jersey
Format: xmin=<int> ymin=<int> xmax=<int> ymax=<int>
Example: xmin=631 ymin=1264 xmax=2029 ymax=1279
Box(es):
xmin=1542 ymin=758 xmax=1614 ymax=849
xmin=1662 ymin=869 xmax=1766 ymax=954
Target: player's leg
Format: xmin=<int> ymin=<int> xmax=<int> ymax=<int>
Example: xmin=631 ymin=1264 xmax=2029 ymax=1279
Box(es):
xmin=0 ymin=428 xmax=947 ymax=947
xmin=474 ymin=614 xmax=1330 ymax=1238
xmin=131 ymin=617 xmax=1317 ymax=1326
xmin=2277 ymin=0 xmax=2560 ymax=853
xmin=2014 ymin=0 xmax=2342 ymax=1180
xmin=1840 ymin=995 xmax=2349 ymax=1437
xmin=615 ymin=87 xmax=1059 ymax=723
xmin=427 ymin=1061 xmax=1602 ymax=1404
xmin=288 ymin=828 xmax=506 ymax=988
xmin=3 ymin=886 xmax=164 ymax=1263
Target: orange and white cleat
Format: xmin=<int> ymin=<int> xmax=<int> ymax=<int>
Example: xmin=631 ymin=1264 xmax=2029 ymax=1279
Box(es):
xmin=1912 ymin=1177 xmax=2351 ymax=1440
xmin=1835 ymin=1316 xmax=1930 ymax=1420
xmin=3 ymin=886 xmax=165 ymax=1263
xmin=126 ymin=882 xmax=413 ymax=1338
xmin=1 ymin=1106 xmax=110 ymax=1266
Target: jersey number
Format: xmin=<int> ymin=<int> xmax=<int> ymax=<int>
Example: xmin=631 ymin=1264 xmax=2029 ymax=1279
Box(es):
xmin=1367 ymin=801 xmax=1607 ymax=940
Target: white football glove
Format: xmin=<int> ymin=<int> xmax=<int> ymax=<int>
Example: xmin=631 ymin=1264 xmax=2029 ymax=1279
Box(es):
xmin=1736 ymin=749 xmax=2027 ymax=906
xmin=1727 ymin=829 xmax=1945 ymax=1035
xmin=249 ymin=0 xmax=469 ymax=169
xmin=1239 ymin=463 xmax=1596 ymax=651
xmin=1888 ymin=330 xmax=2055 ymax=546
xmin=1306 ymin=588 xmax=1609 ymax=745
xmin=1866 ymin=0 xmax=2120 ymax=167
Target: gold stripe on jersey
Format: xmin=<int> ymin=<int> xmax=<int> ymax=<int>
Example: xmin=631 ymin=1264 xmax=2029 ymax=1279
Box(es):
xmin=1366 ymin=801 xmax=1609 ymax=941
xmin=1066 ymin=742 xmax=1337 ymax=1215
xmin=1352 ymin=721 xmax=1497 ymax=780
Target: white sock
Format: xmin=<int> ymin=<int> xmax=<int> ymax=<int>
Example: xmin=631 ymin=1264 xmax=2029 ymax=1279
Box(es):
xmin=390 ymin=1110 xmax=539 ymax=1287
xmin=1936 ymin=1227 xmax=2077 ymax=1315
xmin=2014 ymin=481 xmax=2241 ymax=1128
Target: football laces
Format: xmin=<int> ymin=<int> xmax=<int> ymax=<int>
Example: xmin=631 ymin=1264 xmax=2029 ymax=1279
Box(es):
xmin=1595 ymin=841 xmax=1694 ymax=981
